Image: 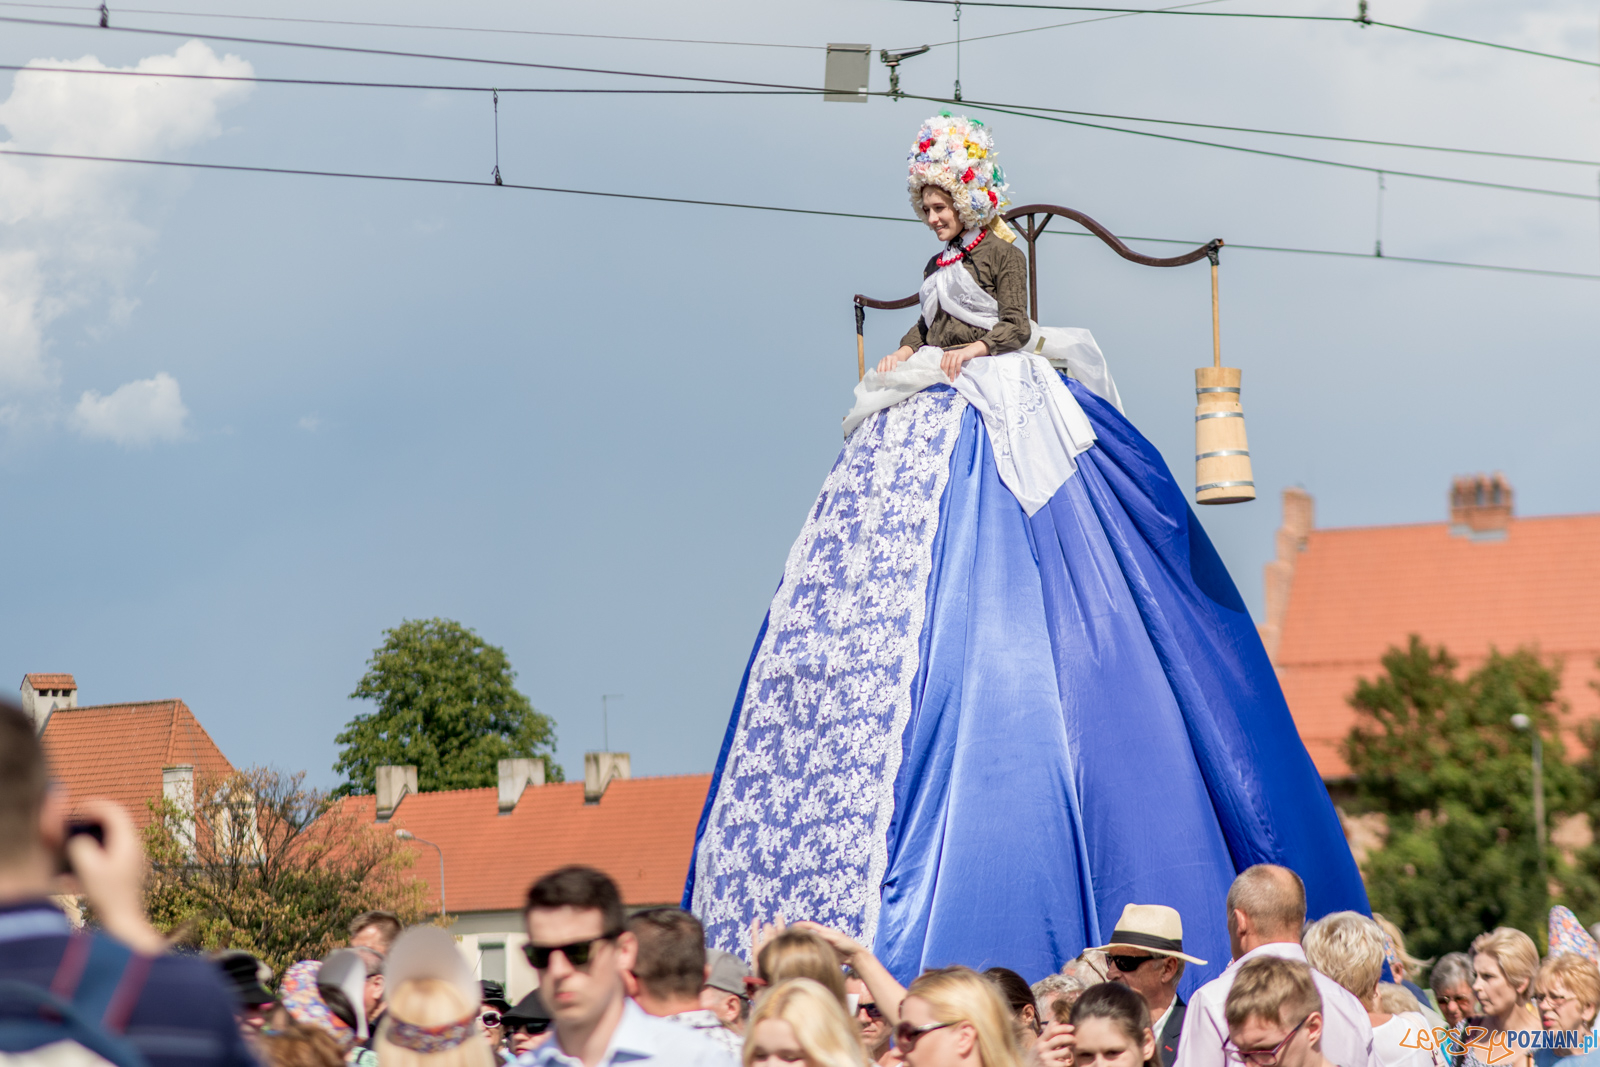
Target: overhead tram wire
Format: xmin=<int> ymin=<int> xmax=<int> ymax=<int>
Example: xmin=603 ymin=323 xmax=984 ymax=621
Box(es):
xmin=2 ymin=146 xmax=1595 ymax=283
xmin=11 ymin=61 xmax=1596 ymax=170
xmin=884 ymin=0 xmax=1600 ymax=68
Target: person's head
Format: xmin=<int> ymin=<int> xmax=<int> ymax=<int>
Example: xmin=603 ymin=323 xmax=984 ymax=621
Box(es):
xmin=1370 ymin=913 xmax=1431 ymax=987
xmin=846 ymin=973 xmax=889 ymax=1050
xmin=501 ymin=991 xmax=553 ymax=1055
xmin=625 ymin=907 xmax=706 ymax=1014
xmin=920 ymin=186 xmax=961 ymax=242
xmin=1070 ymin=983 xmax=1158 ymax=1067
xmin=350 ymin=911 xmax=402 ymax=954
xmin=352 ymin=946 xmax=387 ymax=1020
xmin=1225 ymin=866 xmax=1307 ymax=958
xmin=319 ymin=949 xmax=375 ymax=1041
xmin=1096 ymin=903 xmax=1201 ymax=1017
xmin=756 ymin=928 xmax=848 ymax=1009
xmin=1430 ymin=953 xmax=1478 ymax=1027
xmin=256 ymin=1022 xmax=346 ymax=1067
xmin=0 ymin=699 xmax=61 ymax=889
xmin=523 ymin=866 xmax=633 ymax=1034
xmin=906 ymin=113 xmax=1007 ymax=240
xmin=477 ymin=981 xmax=509 ymax=1051
xmin=743 ymin=977 xmax=864 ymax=1067
xmin=1471 ymin=927 xmax=1540 ymax=1020
xmin=215 ymin=950 xmax=278 ymax=1033
xmin=1535 ymin=954 xmax=1600 ymax=1033
xmin=983 ymin=968 xmax=1041 ymax=1039
xmin=1301 ymin=912 xmax=1386 ymax=1010
xmin=703 ymin=948 xmax=753 ymax=1034
xmin=377 ymin=979 xmax=494 ymax=1067
xmin=1031 ymin=974 xmax=1088 ymax=1025
xmin=897 ymin=965 xmax=1023 ymax=1067
xmin=1224 ymin=956 xmax=1325 ymax=1067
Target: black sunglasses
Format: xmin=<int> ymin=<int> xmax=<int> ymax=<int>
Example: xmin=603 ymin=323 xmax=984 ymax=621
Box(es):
xmin=894 ymin=1021 xmax=954 ymax=1050
xmin=521 ymin=933 xmax=620 ymax=970
xmin=507 ymin=1020 xmax=552 ymax=1037
xmin=1108 ymin=954 xmax=1158 ymax=973
xmin=858 ymin=1002 xmax=885 ymax=1020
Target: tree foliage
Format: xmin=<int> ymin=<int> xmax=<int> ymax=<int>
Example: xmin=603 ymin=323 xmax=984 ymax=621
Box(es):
xmin=1344 ymin=636 xmax=1600 ymax=962
xmin=141 ymin=766 xmax=429 ymax=975
xmin=333 ymin=617 xmax=560 ymax=795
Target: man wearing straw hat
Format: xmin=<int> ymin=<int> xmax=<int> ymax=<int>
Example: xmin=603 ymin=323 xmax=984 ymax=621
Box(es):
xmin=1093 ymin=904 xmax=1208 ymax=1067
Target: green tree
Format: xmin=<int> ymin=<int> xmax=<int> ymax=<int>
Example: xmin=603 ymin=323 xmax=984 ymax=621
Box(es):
xmin=333 ymin=617 xmax=560 ymax=795
xmin=141 ymin=766 xmax=429 ymax=975
xmin=1344 ymin=636 xmax=1600 ymax=961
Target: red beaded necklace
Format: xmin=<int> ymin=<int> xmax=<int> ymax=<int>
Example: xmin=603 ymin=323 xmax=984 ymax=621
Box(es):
xmin=935 ymin=228 xmax=987 ymax=268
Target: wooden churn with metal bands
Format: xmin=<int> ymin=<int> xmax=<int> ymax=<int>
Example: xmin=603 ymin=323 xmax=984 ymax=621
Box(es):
xmin=1194 ymin=248 xmax=1255 ymax=505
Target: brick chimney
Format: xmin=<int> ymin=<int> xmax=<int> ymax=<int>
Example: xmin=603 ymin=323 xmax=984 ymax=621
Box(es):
xmin=1450 ymin=472 xmax=1513 ymax=536
xmin=497 ymin=758 xmax=545 ymax=813
xmin=19 ymin=674 xmax=77 ymax=732
xmin=375 ymin=765 xmax=417 ymax=820
xmin=584 ymin=752 xmax=630 ymax=804
xmin=1259 ymin=488 xmax=1314 ymax=662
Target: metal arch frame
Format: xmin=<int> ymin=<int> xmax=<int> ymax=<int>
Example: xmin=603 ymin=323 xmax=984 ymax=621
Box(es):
xmin=852 ymin=204 xmax=1223 ymax=377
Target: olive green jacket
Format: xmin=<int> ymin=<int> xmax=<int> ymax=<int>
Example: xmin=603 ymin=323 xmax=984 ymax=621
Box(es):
xmin=898 ymin=231 xmax=1031 ymax=355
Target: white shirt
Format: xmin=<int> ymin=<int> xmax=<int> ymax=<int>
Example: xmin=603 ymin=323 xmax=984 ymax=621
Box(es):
xmin=517 ymin=1000 xmax=740 ymax=1067
xmin=1172 ymin=942 xmax=1379 ymax=1067
xmin=1372 ymin=1012 xmax=1445 ymax=1067
xmin=661 ymin=1009 xmax=742 ymax=1058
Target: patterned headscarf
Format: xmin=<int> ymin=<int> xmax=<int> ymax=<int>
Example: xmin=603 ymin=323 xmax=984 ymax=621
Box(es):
xmin=1550 ymin=905 xmax=1600 ymax=963
xmin=280 ymin=960 xmax=356 ymax=1051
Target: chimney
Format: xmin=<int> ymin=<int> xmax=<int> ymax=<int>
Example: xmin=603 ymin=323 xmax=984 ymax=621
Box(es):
xmin=497 ymin=758 xmax=545 ymax=813
xmin=375 ymin=765 xmax=418 ymax=820
xmin=162 ymin=764 xmax=195 ymax=856
xmin=18 ymin=674 xmax=77 ymax=733
xmin=1450 ymin=472 xmax=1513 ymax=537
xmin=1259 ymin=487 xmax=1314 ymax=662
xmin=584 ymin=752 xmax=630 ymax=804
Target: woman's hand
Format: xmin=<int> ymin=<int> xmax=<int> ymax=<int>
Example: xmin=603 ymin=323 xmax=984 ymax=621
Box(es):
xmin=939 ymin=341 xmax=989 ymax=381
xmin=876 ymin=346 xmax=916 ymax=374
xmin=1037 ymin=1022 xmax=1075 ymax=1067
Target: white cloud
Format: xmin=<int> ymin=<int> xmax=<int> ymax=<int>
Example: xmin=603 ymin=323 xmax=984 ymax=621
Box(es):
xmin=71 ymin=372 xmax=189 ymax=446
xmin=296 ymin=414 xmax=321 ymax=432
xmin=0 ymin=41 xmax=252 ymax=419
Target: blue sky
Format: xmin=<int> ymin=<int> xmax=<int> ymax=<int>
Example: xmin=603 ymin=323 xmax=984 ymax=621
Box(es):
xmin=3 ymin=0 xmax=1598 ymax=788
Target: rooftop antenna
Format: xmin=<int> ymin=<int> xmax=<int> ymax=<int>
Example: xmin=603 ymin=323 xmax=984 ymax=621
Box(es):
xmin=601 ymin=693 xmax=622 ymax=751
xmin=880 ymin=46 xmax=930 ymax=101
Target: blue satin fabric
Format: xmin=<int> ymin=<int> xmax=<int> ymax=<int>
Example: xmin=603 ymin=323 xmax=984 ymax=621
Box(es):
xmin=685 ymin=378 xmax=1368 ymax=994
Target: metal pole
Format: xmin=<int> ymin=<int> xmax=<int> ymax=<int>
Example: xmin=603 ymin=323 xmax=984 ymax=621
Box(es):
xmin=397 ymin=830 xmax=446 ymax=916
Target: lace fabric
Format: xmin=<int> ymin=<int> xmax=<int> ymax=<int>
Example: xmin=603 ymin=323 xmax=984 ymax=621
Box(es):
xmin=690 ymin=388 xmax=968 ymax=955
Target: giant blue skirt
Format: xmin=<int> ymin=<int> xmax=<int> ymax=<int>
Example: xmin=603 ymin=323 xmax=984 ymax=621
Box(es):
xmin=683 ymin=377 xmax=1367 ymax=995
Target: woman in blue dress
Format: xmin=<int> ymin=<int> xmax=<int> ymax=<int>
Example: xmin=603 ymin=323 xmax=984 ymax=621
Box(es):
xmin=683 ymin=115 xmax=1368 ymax=995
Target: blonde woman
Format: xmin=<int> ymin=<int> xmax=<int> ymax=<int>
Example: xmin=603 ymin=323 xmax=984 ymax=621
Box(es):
xmin=1532 ymin=953 xmax=1600 ymax=1067
xmin=1302 ymin=912 xmax=1442 ymax=1067
xmin=744 ymin=978 xmax=864 ymax=1067
xmin=1468 ymin=928 xmax=1541 ymax=1067
xmin=893 ymin=966 xmax=1022 ymax=1067
xmin=375 ymin=928 xmax=494 ymax=1067
xmin=756 ymin=928 xmax=852 ymax=1011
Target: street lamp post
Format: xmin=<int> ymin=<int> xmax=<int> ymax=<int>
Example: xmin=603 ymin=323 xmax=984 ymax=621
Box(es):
xmin=1510 ymin=713 xmax=1546 ymax=885
xmin=395 ymin=828 xmax=446 ymax=917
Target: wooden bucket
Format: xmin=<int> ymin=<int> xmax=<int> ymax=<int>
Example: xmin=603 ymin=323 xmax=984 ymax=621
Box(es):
xmin=1194 ymin=366 xmax=1256 ymax=505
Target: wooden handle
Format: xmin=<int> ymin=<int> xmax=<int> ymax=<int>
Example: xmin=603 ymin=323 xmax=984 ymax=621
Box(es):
xmin=857 ymin=332 xmax=866 ymax=381
xmin=1210 ymin=260 xmax=1221 ymax=370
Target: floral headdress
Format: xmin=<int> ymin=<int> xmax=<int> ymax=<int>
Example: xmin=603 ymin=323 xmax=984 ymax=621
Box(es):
xmin=907 ymin=112 xmax=1016 ymax=241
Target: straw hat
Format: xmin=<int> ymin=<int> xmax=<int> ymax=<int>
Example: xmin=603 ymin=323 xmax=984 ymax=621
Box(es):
xmin=1091 ymin=904 xmax=1208 ymax=966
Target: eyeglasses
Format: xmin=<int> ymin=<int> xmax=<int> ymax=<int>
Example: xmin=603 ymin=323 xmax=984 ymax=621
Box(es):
xmin=1108 ymin=954 xmax=1158 ymax=973
xmin=1224 ymin=1016 xmax=1310 ymax=1067
xmin=858 ymin=1003 xmax=884 ymax=1020
xmin=480 ymin=1011 xmax=503 ymax=1028
xmin=1537 ymin=992 xmax=1576 ymax=1007
xmin=894 ymin=1021 xmax=955 ymax=1050
xmin=507 ymin=1020 xmax=551 ymax=1037
xmin=521 ymin=933 xmax=620 ymax=970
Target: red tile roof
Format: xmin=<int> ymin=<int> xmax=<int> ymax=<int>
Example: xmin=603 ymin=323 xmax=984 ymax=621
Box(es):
xmin=1273 ymin=512 xmax=1600 ymax=776
xmin=25 ymin=674 xmax=77 ymax=691
xmin=40 ymin=701 xmax=236 ymax=825
xmin=337 ymin=774 xmax=713 ymax=914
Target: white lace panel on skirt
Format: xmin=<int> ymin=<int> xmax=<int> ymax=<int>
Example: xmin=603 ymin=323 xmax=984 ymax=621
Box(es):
xmin=691 ymin=388 xmax=969 ymax=955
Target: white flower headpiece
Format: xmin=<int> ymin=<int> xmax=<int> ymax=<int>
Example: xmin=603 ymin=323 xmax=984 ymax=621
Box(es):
xmin=907 ymin=112 xmax=1013 ymax=237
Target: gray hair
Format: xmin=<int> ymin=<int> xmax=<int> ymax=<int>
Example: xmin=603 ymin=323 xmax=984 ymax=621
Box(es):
xmin=1226 ymin=865 xmax=1307 ymax=939
xmin=1431 ymin=952 xmax=1475 ymax=995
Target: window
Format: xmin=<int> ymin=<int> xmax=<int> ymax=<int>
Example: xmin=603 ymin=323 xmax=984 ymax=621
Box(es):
xmin=480 ymin=943 xmax=506 ymax=985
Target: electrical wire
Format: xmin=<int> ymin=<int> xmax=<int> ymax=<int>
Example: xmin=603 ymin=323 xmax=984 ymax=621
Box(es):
xmin=907 ymin=0 xmax=1235 ymax=48
xmin=1 ymin=146 xmax=1594 ymax=282
xmin=0 ymin=0 xmax=825 ymax=49
xmin=884 ymin=0 xmax=1600 ymax=68
xmin=9 ymin=61 xmax=1593 ymax=169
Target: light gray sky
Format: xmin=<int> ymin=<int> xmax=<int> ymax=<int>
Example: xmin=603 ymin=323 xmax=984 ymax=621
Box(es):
xmin=3 ymin=0 xmax=1597 ymax=787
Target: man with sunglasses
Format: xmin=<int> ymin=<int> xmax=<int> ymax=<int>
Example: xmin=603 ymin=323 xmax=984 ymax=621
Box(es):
xmin=1174 ymin=866 xmax=1376 ymax=1067
xmin=516 ymin=866 xmax=737 ymax=1067
xmin=847 ymin=973 xmax=892 ymax=1063
xmin=1223 ymin=957 xmax=1331 ymax=1067
xmin=1093 ymin=904 xmax=1209 ymax=1067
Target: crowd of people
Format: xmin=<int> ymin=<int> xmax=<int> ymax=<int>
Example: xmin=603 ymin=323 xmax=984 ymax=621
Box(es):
xmin=5 ymin=702 xmax=1600 ymax=1067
